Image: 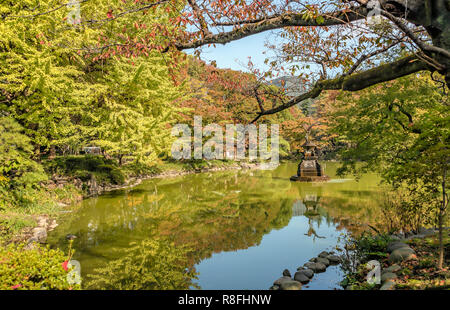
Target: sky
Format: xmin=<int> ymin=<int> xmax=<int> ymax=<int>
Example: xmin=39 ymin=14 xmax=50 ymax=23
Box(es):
xmin=185 ymin=30 xmax=281 ymax=74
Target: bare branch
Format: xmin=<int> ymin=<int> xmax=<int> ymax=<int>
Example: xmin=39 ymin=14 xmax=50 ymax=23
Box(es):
xmin=345 ymin=39 xmax=404 ymax=76
xmin=380 ymin=8 xmax=450 ymax=60
xmin=187 ymin=0 xmax=212 ymax=38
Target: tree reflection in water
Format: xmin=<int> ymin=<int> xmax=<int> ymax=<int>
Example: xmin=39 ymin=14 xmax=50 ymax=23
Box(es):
xmin=48 ymin=162 xmax=385 ymax=289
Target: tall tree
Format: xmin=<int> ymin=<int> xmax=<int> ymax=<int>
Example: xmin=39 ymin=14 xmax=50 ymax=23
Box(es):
xmin=1 ymin=0 xmax=186 ymax=164
xmin=14 ymin=0 xmax=445 ymax=122
xmin=329 ymin=73 xmax=449 ymax=268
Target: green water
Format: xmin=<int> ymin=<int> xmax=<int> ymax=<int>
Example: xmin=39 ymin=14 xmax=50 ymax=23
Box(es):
xmin=48 ymin=161 xmax=384 ymax=290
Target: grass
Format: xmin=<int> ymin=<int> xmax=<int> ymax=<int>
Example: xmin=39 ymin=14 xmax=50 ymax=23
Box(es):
xmin=0 ymin=215 xmax=36 ymax=238
xmin=0 ymin=181 xmax=82 ymax=241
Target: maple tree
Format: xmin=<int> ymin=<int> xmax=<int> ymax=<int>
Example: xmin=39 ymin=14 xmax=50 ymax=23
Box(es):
xmin=5 ymin=1 xmax=448 ymax=121
xmin=178 ymin=56 xmax=323 ymax=157
xmin=7 ymin=0 xmax=442 ymax=122
xmin=327 ymin=73 xmax=449 ymax=269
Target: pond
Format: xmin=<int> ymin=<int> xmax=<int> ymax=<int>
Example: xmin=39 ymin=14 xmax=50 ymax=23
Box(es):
xmin=48 ymin=161 xmax=384 ymax=290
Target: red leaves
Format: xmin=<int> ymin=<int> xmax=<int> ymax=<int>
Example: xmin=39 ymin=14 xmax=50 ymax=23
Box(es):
xmin=10 ymin=284 xmax=22 ymax=290
xmin=107 ymin=10 xmax=114 ymax=19
xmin=62 ymin=260 xmax=69 ymax=271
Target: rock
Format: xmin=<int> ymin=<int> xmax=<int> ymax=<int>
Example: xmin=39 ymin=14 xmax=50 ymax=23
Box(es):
xmin=389 ymin=234 xmax=401 ymax=241
xmin=394 ymin=232 xmax=405 ymax=239
xmin=37 ymin=216 xmax=48 ymax=228
xmin=314 ymin=262 xmax=327 ymax=273
xmin=280 ymin=280 xmax=302 ymax=290
xmin=381 ymin=272 xmax=397 ymax=283
xmin=282 ymin=269 xmax=291 ymax=277
xmin=389 ymin=247 xmax=417 ymax=263
xmin=327 ymin=254 xmax=341 ymax=264
xmin=269 ymin=285 xmax=280 ymax=290
xmin=294 ymin=272 xmax=310 ymax=284
xmin=384 ymin=264 xmax=401 ymax=273
xmin=88 ymin=175 xmax=100 ymax=196
xmin=380 ymin=279 xmax=396 ymax=290
xmin=48 ymin=220 xmax=58 ymax=231
xmin=318 ymin=251 xmax=329 ymax=258
xmin=386 ymin=241 xmax=410 ymax=253
xmin=30 ymin=227 xmax=47 ymax=243
xmin=273 ymin=276 xmax=292 ymax=286
xmin=304 ymin=262 xmax=326 ymax=273
xmin=418 ymin=227 xmax=435 ymax=236
xmin=296 ymin=268 xmax=314 ymax=278
xmin=316 ymin=257 xmax=330 ymax=266
xmin=409 ymin=234 xmax=426 ymax=240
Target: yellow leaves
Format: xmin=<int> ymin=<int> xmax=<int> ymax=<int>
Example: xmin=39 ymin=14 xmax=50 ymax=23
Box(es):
xmin=0 ymin=175 xmax=9 ymax=185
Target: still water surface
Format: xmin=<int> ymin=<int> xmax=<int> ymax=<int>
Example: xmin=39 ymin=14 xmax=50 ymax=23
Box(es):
xmin=48 ymin=162 xmax=383 ymax=290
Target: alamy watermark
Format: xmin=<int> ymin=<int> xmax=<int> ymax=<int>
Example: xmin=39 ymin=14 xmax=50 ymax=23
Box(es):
xmin=66 ymin=260 xmax=82 ymax=285
xmin=366 ymin=260 xmax=381 ymax=284
xmin=366 ymin=0 xmax=410 ymax=24
xmin=67 ymin=1 xmax=81 ymax=25
xmin=171 ymin=116 xmax=280 ymax=170
xmin=366 ymin=0 xmax=383 ymax=24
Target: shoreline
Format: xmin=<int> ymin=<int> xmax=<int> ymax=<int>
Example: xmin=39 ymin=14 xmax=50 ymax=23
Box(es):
xmin=86 ymin=161 xmax=262 ymax=198
xmin=19 ymin=161 xmax=263 ymax=245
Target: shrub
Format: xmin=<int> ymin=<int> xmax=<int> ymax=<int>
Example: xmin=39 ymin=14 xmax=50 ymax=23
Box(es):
xmin=45 ymin=156 xmax=125 ymax=185
xmin=45 ymin=155 xmax=117 ymax=175
xmin=109 ymin=168 xmax=125 ymax=185
xmin=0 ymin=117 xmax=48 ymax=211
xmin=73 ymin=170 xmax=91 ymax=182
xmin=380 ymin=187 xmax=436 ymax=234
xmin=0 ymin=242 xmax=80 ymax=290
xmin=123 ymin=161 xmax=160 ymax=177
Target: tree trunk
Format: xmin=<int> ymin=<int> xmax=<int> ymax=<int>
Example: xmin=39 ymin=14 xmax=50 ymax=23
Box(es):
xmin=438 ymin=165 xmax=447 ymax=269
xmin=34 ymin=145 xmax=41 ymax=162
xmin=438 ymin=207 xmax=444 ymax=269
xmin=49 ymin=145 xmax=56 ymax=159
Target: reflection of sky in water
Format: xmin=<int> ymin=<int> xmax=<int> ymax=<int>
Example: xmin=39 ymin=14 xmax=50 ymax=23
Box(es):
xmin=327 ymin=179 xmax=354 ymax=183
xmin=193 ymin=214 xmax=345 ymax=290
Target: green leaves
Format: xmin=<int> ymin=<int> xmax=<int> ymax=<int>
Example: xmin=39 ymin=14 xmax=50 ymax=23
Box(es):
xmin=329 ymin=72 xmax=449 ymax=233
xmin=0 ymin=241 xmax=79 ymax=290
xmin=87 ymin=239 xmax=198 ymax=290
xmin=0 ymin=117 xmax=46 ymax=186
xmin=315 ymin=15 xmax=325 ymax=25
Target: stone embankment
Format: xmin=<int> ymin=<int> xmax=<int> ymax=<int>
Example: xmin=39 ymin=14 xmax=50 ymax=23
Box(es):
xmin=377 ymin=228 xmax=436 ymax=290
xmin=270 ymin=251 xmax=342 ymax=290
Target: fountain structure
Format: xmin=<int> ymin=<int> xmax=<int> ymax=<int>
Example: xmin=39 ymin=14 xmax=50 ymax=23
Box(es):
xmin=290 ymin=140 xmax=330 ymax=182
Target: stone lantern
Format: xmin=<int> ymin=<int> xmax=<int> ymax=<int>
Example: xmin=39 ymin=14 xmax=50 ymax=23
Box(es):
xmin=290 ymin=140 xmax=330 ymax=182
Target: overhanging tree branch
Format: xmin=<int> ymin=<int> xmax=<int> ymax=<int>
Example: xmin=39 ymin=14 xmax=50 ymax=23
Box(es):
xmin=175 ymin=6 xmax=370 ymax=50
xmin=380 ymin=9 xmax=450 ymax=60
xmin=251 ymin=55 xmax=430 ymax=122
